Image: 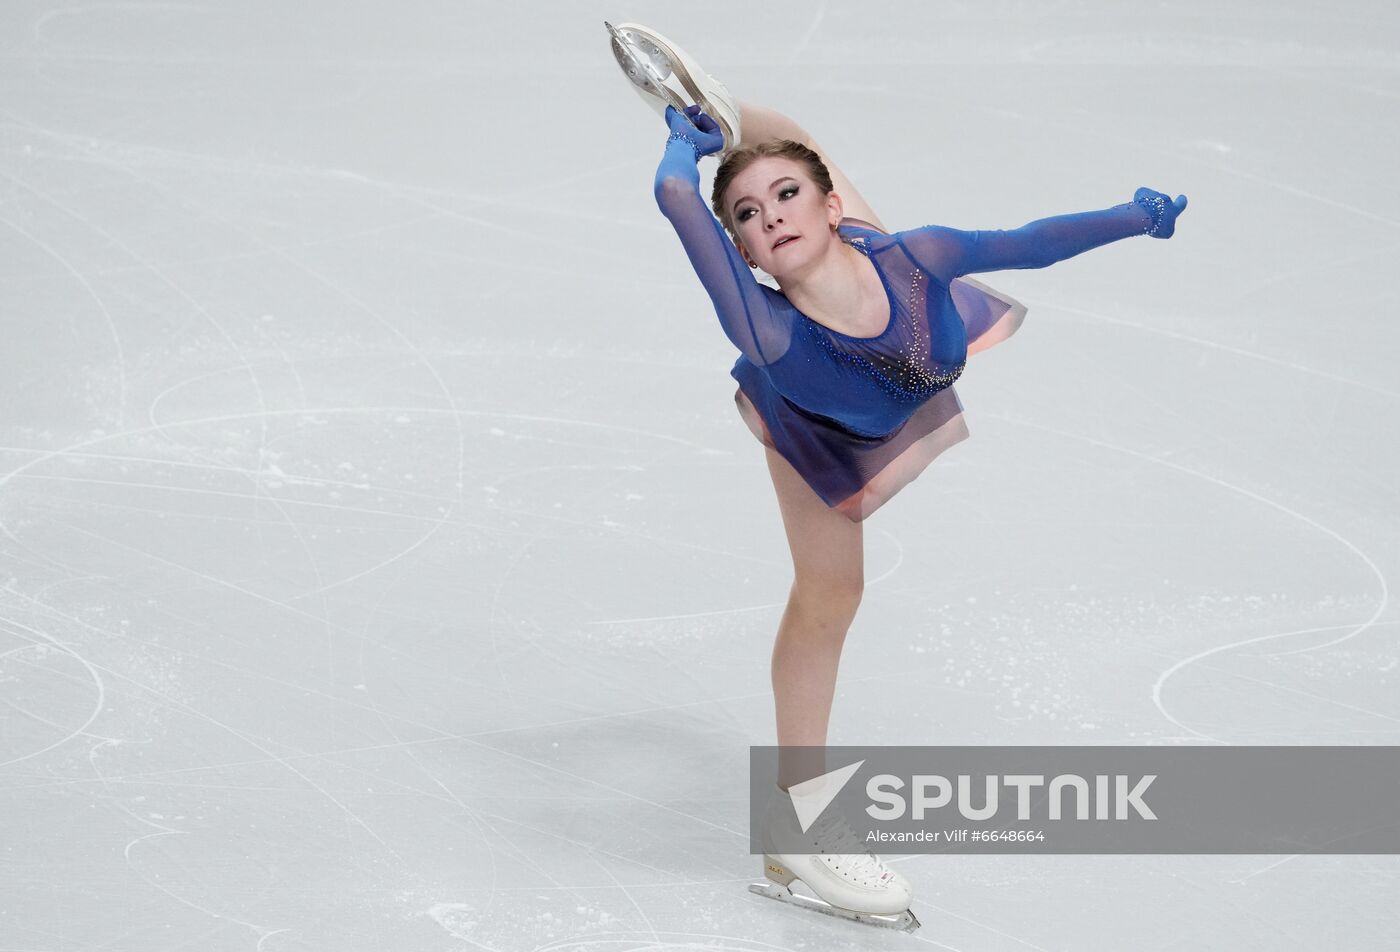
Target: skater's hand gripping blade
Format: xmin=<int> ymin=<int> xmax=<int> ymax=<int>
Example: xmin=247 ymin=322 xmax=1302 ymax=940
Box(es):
xmin=747 ymin=880 xmax=922 ymax=933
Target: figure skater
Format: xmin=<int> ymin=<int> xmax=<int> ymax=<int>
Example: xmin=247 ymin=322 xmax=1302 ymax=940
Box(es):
xmin=606 ymin=21 xmax=1187 ymax=933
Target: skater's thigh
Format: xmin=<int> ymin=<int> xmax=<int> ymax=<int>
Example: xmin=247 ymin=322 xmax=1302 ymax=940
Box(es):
xmin=764 ymin=445 xmax=863 ymax=596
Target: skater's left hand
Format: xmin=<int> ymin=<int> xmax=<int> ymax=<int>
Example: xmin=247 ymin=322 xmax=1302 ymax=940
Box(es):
xmin=666 ymin=104 xmax=726 ymax=157
xmin=1133 ymin=187 xmax=1189 ymax=239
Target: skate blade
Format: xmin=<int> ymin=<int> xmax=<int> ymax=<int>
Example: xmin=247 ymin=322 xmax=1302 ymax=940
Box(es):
xmin=604 ymin=22 xmax=687 ymax=111
xmin=602 ymin=21 xmax=735 ymax=151
xmin=748 ymin=880 xmax=921 ymax=933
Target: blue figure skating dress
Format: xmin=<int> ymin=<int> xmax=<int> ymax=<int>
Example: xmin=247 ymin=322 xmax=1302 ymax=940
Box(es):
xmin=654 ymin=139 xmax=1158 ymax=522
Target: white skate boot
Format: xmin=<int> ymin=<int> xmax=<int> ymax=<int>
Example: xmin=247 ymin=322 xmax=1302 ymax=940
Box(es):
xmin=750 ymin=784 xmax=921 ymax=932
xmin=604 ymin=21 xmax=742 ymax=156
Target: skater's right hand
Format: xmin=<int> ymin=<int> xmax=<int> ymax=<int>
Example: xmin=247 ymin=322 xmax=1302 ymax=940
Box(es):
xmin=1133 ymin=187 xmax=1188 ymax=239
xmin=666 ymin=104 xmax=725 ymax=157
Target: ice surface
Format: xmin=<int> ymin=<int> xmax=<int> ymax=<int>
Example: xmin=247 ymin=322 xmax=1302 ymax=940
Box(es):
xmin=1 ymin=1 xmax=1397 ymax=949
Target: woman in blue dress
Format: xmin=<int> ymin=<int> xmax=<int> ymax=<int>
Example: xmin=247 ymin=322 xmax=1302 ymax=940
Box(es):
xmin=607 ymin=21 xmax=1187 ymax=932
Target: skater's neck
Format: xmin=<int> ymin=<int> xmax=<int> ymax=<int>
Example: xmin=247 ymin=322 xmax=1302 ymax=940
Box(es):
xmin=779 ymin=241 xmax=886 ymax=338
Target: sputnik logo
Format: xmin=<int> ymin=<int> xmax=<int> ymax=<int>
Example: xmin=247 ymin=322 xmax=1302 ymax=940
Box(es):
xmin=786 ymin=760 xmax=865 ymax=833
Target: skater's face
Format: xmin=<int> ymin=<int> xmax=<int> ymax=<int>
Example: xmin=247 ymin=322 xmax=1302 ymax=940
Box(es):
xmin=724 ymin=157 xmax=842 ymax=276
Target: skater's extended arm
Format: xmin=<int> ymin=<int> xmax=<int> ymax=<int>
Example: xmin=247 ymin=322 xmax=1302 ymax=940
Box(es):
xmin=653 ymin=107 xmax=792 ymax=366
xmin=899 ymin=189 xmax=1188 ymax=285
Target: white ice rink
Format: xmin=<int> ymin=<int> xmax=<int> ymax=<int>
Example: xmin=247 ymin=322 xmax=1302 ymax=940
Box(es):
xmin=2 ymin=1 xmax=1398 ymax=949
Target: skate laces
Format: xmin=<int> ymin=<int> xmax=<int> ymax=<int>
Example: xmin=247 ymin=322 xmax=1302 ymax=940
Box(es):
xmin=809 ymin=814 xmax=894 ymax=881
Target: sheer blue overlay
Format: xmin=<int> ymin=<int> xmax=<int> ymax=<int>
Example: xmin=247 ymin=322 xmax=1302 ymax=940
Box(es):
xmin=654 ymin=136 xmax=1154 ymax=521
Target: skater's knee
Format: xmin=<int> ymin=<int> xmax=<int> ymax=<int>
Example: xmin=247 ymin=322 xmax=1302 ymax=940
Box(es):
xmin=789 ymin=576 xmax=863 ymax=617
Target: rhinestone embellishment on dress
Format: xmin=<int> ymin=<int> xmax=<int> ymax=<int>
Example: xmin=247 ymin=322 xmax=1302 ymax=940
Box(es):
xmin=804 ymin=237 xmax=965 ymax=402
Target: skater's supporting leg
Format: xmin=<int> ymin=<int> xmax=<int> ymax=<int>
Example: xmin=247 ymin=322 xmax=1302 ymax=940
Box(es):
xmin=736 ymin=100 xmax=889 ymax=234
xmin=764 ymin=445 xmax=863 ymax=791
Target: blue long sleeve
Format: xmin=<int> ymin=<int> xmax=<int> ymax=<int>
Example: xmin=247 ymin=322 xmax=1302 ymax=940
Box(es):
xmin=897 ymin=203 xmax=1154 ymax=285
xmin=653 ymin=139 xmax=794 ymax=366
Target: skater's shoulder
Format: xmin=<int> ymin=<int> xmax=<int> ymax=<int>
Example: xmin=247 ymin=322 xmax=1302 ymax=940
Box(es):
xmin=837 ymin=217 xmax=889 ymax=240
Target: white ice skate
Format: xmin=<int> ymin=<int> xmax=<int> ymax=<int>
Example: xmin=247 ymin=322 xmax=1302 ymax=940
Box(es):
xmin=749 ymin=784 xmax=921 ymax=932
xmin=604 ymin=20 xmax=742 ymax=156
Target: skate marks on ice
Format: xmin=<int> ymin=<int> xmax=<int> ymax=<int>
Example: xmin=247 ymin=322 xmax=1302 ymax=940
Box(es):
xmin=427 ymin=900 xmax=927 ymax=952
xmin=985 ymin=414 xmax=1389 ymax=732
xmin=427 ymin=902 xmax=974 ymax=952
xmin=4 ymin=1 xmax=1400 ymax=950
